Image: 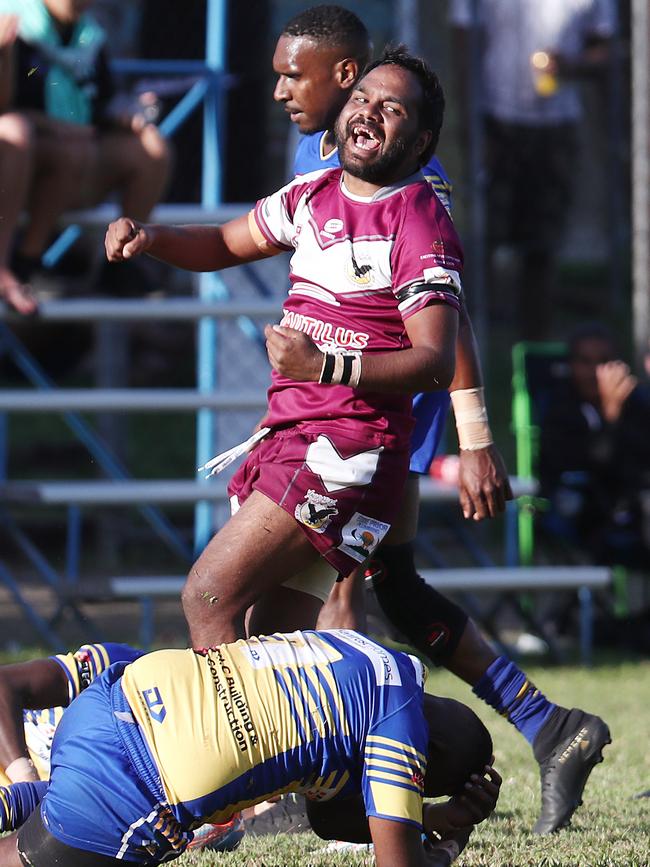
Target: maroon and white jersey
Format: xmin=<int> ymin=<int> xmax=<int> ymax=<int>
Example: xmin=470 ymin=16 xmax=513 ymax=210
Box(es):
xmin=252 ymin=167 xmax=463 ymax=449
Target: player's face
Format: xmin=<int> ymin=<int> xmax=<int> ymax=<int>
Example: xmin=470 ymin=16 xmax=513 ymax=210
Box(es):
xmin=273 ymin=35 xmax=349 ymax=134
xmin=334 ymin=64 xmax=432 ymax=189
xmin=44 ymin=0 xmax=92 ymax=23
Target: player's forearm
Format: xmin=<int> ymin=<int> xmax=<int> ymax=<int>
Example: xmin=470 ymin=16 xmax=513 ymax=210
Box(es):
xmin=143 ymin=224 xmax=245 ymax=272
xmin=449 ymin=304 xmax=483 ymax=392
xmin=357 ymin=345 xmax=455 ymax=393
xmin=0 ymin=682 xmax=33 ymax=780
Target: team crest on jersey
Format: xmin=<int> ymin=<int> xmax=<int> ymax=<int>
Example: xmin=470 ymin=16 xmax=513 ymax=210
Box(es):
xmin=346 ymin=245 xmax=374 ymax=286
xmin=338 ymin=512 xmax=390 ymax=562
xmin=295 ymin=489 xmax=338 ymax=533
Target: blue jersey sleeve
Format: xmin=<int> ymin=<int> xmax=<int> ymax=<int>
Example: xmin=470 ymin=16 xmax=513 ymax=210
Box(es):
xmin=362 ymin=693 xmax=428 ymax=829
xmin=421 ymin=155 xmax=453 ymax=215
xmin=50 ymin=643 xmax=143 ymax=704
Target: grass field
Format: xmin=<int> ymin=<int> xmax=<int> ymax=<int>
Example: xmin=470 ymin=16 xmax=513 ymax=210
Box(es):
xmin=178 ymin=655 xmax=650 ymax=867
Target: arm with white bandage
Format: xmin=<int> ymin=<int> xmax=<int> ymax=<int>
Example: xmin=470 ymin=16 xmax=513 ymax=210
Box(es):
xmin=448 ymin=303 xmax=512 ymax=520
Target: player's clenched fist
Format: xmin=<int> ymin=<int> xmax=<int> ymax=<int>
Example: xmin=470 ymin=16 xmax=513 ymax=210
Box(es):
xmin=105 ymin=218 xmax=154 ymax=262
xmin=264 ymin=324 xmax=322 ymax=382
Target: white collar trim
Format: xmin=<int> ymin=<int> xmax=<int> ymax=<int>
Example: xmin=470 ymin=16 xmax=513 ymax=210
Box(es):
xmin=339 ymin=170 xmax=425 ymax=203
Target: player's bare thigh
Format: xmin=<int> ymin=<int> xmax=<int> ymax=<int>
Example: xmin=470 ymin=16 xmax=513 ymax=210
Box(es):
xmin=182 ymin=489 xmax=322 ymax=646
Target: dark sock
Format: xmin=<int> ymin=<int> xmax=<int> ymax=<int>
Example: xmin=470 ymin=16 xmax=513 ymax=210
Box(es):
xmin=473 ymin=656 xmax=556 ymax=745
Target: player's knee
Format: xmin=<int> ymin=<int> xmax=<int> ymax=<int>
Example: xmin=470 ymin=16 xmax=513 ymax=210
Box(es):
xmin=182 ymin=565 xmax=245 ymax=630
xmin=372 ymin=545 xmax=468 ymax=664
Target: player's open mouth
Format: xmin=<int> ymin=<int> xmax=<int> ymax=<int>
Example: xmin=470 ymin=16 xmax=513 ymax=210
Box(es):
xmin=350 ymin=123 xmax=382 ymax=152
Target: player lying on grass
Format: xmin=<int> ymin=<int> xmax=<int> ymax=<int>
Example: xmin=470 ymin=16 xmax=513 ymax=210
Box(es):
xmin=0 ymin=642 xmax=243 ymax=854
xmin=0 ymin=629 xmax=500 ymax=867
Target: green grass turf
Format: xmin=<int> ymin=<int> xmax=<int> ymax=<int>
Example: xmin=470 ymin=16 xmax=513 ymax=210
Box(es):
xmin=178 ymin=657 xmax=650 ymax=867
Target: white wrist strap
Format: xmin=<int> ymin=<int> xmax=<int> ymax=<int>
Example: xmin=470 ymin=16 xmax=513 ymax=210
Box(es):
xmin=6 ymin=756 xmax=38 ymax=783
xmin=450 ymin=386 xmax=493 ymax=451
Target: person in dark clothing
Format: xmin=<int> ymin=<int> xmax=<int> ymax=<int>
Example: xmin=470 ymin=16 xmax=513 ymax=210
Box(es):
xmin=539 ymin=323 xmax=650 ymax=567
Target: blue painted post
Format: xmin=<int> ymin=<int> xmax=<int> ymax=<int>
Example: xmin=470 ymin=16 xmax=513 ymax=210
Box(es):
xmin=194 ymin=0 xmax=229 ymax=555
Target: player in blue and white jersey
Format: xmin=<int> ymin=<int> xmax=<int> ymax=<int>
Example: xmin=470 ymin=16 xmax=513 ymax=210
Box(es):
xmin=0 ymin=630 xmax=500 ymax=867
xmin=272 ymin=5 xmax=610 ymax=836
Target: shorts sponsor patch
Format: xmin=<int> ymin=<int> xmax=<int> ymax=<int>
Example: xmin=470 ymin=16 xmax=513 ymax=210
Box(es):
xmin=295 ymin=489 xmax=338 ymax=533
xmin=337 ymin=512 xmax=390 ymax=563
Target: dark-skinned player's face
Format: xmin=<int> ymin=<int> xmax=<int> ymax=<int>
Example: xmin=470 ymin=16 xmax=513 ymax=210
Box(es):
xmin=334 ymin=64 xmax=432 ymax=186
xmin=272 ymin=35 xmax=351 ymax=134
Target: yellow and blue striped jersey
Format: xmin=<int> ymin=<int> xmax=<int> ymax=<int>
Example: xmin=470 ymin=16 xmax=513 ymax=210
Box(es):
xmin=118 ymin=630 xmax=429 ymax=830
xmin=0 ymin=643 xmax=143 ymax=784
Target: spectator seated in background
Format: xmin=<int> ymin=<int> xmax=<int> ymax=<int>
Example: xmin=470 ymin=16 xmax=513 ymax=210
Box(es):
xmin=538 ymin=322 xmax=650 ymax=569
xmin=0 ymin=0 xmax=170 ymax=313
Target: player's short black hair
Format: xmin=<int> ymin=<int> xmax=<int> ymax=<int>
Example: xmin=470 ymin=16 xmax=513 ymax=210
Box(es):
xmin=281 ymin=5 xmax=371 ymax=65
xmin=362 ymin=44 xmax=445 ymax=164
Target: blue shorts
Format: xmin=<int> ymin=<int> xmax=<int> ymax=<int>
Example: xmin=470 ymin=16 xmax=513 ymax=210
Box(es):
xmin=409 ymin=391 xmax=450 ymax=474
xmin=41 ymin=663 xmax=188 ymax=864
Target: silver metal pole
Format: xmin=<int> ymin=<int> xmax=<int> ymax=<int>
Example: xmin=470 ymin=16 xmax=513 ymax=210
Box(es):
xmin=631 ymin=0 xmax=650 ymax=369
xmin=466 ymin=0 xmax=487 ymax=353
xmin=396 ymin=0 xmax=420 ymax=53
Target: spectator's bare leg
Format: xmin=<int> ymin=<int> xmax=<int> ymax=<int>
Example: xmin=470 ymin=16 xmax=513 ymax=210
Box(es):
xmin=0 ymin=113 xmax=36 ymax=313
xmin=22 ymin=125 xmax=169 ymax=261
xmin=182 ymin=490 xmax=322 ymax=647
xmin=94 ymin=126 xmax=171 ymax=221
xmin=20 ymin=134 xmax=94 ymax=257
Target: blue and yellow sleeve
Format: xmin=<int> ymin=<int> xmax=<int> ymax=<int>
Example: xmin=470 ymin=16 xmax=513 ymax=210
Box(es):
xmin=51 ymin=643 xmax=143 ymax=704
